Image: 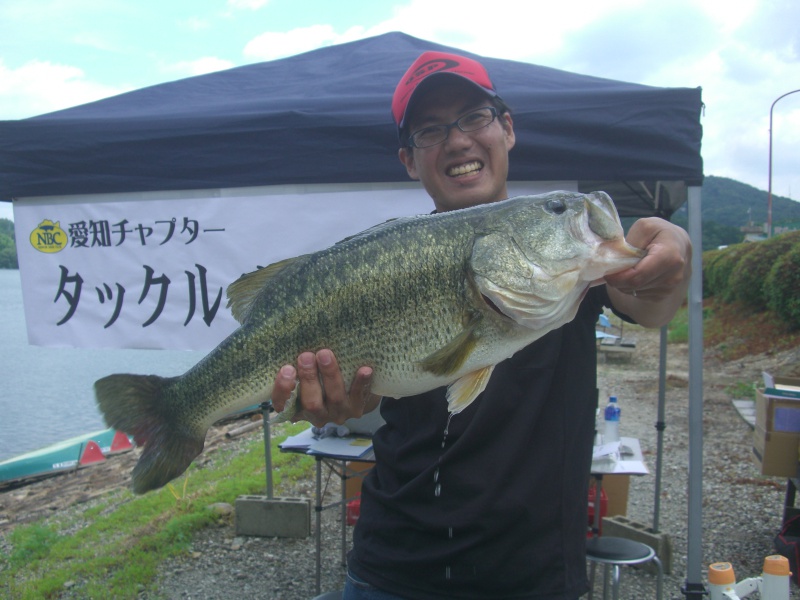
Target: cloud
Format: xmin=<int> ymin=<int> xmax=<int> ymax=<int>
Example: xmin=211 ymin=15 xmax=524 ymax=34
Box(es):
xmin=0 ymin=0 xmax=796 ymax=200
xmin=375 ymin=0 xmax=647 ymax=61
xmin=70 ymin=31 xmax=123 ymax=54
xmin=243 ymin=24 xmax=367 ymax=61
xmin=381 ymin=0 xmax=800 ymax=198
xmin=541 ymin=5 xmax=716 ymax=84
xmin=0 ymin=59 xmax=127 ymax=119
xmin=163 ymin=56 xmax=236 ymax=77
xmin=180 ymin=16 xmax=212 ymax=32
xmin=738 ymin=0 xmax=800 ymax=60
xmin=227 ymin=0 xmax=270 ymax=10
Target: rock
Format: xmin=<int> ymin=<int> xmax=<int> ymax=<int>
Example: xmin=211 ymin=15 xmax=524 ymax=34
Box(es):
xmin=207 ymin=502 xmax=234 ymax=516
xmin=231 ymin=536 xmax=245 ymax=551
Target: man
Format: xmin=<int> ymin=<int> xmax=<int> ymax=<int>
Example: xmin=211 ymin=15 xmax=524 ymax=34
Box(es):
xmin=271 ymin=52 xmax=691 ymax=599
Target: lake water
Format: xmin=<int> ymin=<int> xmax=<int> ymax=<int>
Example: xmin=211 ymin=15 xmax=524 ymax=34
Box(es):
xmin=0 ymin=269 xmax=205 ymax=462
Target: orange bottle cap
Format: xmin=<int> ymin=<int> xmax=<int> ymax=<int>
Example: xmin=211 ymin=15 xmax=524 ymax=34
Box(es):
xmin=708 ymin=562 xmax=735 ymax=585
xmin=763 ymin=555 xmax=791 ymax=577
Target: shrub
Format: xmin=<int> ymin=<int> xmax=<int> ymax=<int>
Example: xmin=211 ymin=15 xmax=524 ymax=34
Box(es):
xmin=764 ymin=244 xmax=800 ymax=329
xmin=703 ymin=243 xmax=757 ymax=299
xmin=728 ymin=231 xmax=800 ymax=309
xmin=701 ymin=248 xmax=726 ymax=298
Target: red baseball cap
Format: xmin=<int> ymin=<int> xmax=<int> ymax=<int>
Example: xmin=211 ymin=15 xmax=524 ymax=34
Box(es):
xmin=392 ymin=51 xmax=498 ymax=131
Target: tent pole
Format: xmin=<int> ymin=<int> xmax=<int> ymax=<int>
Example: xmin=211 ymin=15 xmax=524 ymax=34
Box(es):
xmin=682 ymin=184 xmax=705 ymax=597
xmin=652 ymin=180 xmax=666 ymax=533
xmin=652 ymin=325 xmax=667 ymax=532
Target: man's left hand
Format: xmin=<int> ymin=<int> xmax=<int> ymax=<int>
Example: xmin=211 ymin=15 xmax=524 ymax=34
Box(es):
xmin=605 ymin=217 xmax=692 ymax=328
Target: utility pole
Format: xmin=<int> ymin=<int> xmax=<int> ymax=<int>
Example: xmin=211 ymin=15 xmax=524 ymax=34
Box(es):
xmin=768 ymin=89 xmax=800 ymax=237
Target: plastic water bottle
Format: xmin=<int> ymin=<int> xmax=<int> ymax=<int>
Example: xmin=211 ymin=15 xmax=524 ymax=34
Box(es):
xmin=707 ymin=562 xmax=736 ymax=600
xmin=707 ymin=556 xmax=791 ymax=600
xmin=761 ymin=555 xmax=791 ymax=599
xmin=603 ymin=396 xmax=620 ymax=443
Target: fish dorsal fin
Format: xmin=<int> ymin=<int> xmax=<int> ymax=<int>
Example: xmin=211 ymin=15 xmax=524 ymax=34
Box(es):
xmin=446 ymin=366 xmax=495 ymax=413
xmin=226 ymin=256 xmax=306 ymax=324
xmin=418 ymin=317 xmax=480 ymax=376
xmin=335 ymin=216 xmax=403 ymax=244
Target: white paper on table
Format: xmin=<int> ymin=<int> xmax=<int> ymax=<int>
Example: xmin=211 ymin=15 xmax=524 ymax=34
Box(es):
xmin=593 ymin=441 xmax=621 ymax=459
xmin=279 ymin=427 xmax=317 ymax=449
xmin=307 ymin=436 xmax=373 ymax=458
xmin=591 ymin=437 xmax=649 ymax=475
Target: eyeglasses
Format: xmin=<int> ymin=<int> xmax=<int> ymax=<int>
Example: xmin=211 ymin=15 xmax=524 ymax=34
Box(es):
xmin=407 ymin=106 xmax=498 ymax=149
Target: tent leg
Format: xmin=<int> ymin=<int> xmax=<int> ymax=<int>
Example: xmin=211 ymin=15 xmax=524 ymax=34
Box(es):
xmin=652 ymin=325 xmax=667 ymax=532
xmin=681 ymin=582 xmax=708 ymax=598
xmin=683 ymin=185 xmax=704 ymax=594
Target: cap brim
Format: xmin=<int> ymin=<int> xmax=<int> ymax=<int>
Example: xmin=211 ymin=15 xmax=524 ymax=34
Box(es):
xmin=398 ymin=72 xmax=498 ymax=133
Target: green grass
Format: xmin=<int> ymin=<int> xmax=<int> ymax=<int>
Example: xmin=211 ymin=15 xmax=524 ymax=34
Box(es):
xmin=666 ymin=303 xmax=770 ymax=400
xmin=665 ymin=304 xmax=714 ymax=344
xmin=666 ymin=307 xmax=689 ymax=343
xmin=0 ymin=422 xmax=313 ymax=599
xmin=725 ymin=380 xmax=757 ymax=401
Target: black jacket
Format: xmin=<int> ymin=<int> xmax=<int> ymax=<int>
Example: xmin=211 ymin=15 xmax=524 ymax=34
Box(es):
xmin=349 ymin=286 xmax=612 ymax=599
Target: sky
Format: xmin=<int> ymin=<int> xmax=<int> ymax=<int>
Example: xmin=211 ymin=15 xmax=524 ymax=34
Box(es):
xmin=1 ymin=0 xmax=799 ymax=222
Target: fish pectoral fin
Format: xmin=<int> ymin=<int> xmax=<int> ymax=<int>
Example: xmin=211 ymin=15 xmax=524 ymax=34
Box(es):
xmin=446 ymin=366 xmax=495 ymax=413
xmin=226 ymin=255 xmax=310 ymax=324
xmin=418 ymin=323 xmax=479 ymax=377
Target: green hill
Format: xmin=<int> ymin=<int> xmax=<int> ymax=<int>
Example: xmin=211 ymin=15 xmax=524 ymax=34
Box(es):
xmin=644 ymin=176 xmax=800 ymax=251
xmin=676 ymin=175 xmax=800 ymax=227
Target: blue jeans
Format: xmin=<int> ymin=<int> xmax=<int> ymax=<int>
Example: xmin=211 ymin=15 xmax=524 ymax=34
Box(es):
xmin=343 ymin=569 xmax=408 ymax=600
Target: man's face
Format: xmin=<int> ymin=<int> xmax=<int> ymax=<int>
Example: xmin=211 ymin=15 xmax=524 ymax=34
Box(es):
xmin=398 ymin=78 xmax=515 ymax=213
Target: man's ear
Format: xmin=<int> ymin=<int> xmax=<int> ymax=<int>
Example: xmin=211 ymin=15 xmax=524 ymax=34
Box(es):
xmin=502 ymin=113 xmax=516 ymax=152
xmin=398 ymin=147 xmax=419 ymax=180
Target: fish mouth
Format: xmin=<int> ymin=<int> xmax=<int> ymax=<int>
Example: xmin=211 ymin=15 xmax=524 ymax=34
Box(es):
xmin=585 ymin=192 xmax=625 ymax=242
xmin=578 ymin=193 xmax=646 ymax=281
xmin=447 ymin=160 xmax=483 ymax=178
xmin=584 ymin=193 xmax=644 ymax=256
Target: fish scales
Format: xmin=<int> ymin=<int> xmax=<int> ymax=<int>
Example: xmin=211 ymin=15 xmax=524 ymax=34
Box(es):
xmin=95 ymin=191 xmax=644 ymax=493
xmin=192 ymin=213 xmax=477 ymax=407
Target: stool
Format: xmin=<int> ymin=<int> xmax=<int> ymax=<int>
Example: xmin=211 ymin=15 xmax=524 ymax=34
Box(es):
xmin=586 ymin=536 xmax=663 ymax=600
xmin=311 ymin=592 xmax=342 ymax=600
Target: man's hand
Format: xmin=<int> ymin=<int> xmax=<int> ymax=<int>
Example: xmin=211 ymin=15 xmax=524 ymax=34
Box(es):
xmin=270 ymin=349 xmax=379 ymax=427
xmin=605 ymin=217 xmax=692 ymax=328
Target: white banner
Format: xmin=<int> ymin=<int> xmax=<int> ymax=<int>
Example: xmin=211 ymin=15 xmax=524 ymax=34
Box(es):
xmin=14 ymin=181 xmax=573 ymax=350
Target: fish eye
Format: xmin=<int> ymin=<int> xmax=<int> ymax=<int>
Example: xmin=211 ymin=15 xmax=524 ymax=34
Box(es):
xmin=545 ymin=199 xmax=567 ymax=215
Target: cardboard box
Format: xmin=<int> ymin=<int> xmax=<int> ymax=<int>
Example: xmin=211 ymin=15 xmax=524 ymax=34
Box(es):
xmin=344 ymin=460 xmax=374 ymax=499
xmin=752 ymin=425 xmax=800 ymax=477
xmin=588 ymin=474 xmax=630 ymax=517
xmin=756 ymin=389 xmax=800 ymax=433
xmin=604 ymin=474 xmax=630 ymax=516
xmin=766 ymin=374 xmax=800 ymax=392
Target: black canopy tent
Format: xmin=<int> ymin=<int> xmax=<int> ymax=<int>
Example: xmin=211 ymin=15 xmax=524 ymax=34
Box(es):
xmin=0 ymin=32 xmax=701 ymax=217
xmin=0 ymin=32 xmax=706 ymax=596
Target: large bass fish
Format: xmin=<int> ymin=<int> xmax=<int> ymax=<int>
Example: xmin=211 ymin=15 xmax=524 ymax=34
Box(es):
xmin=96 ymin=191 xmax=644 ymax=493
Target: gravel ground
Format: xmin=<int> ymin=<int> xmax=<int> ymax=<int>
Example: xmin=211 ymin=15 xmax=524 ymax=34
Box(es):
xmin=149 ymin=327 xmax=800 ymax=600
xmin=4 ymin=327 xmax=797 ymax=599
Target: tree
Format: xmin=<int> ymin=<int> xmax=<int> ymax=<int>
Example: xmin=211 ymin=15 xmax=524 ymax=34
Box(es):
xmin=0 ymin=218 xmax=18 ymax=269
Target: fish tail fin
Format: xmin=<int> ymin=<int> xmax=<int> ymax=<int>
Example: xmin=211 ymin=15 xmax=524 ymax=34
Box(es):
xmin=95 ymin=374 xmax=205 ymax=494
